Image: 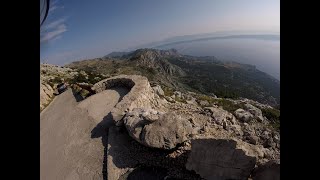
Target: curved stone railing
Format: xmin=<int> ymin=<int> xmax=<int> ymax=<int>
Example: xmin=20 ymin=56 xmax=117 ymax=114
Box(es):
xmin=92 ymin=75 xmax=160 ymax=126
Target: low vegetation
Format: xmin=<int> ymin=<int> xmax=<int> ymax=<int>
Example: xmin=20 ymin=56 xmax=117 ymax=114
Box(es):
xmin=71 ymin=84 xmax=92 ymax=99
xmin=66 ymin=50 xmax=280 ymax=107
xmin=67 ymin=70 xmax=105 ymax=85
xmin=262 ymin=107 xmax=280 ymax=130
xmin=196 ymin=94 xmax=245 ymax=113
xmin=175 ymin=96 xmax=187 ymax=104
xmin=48 ymin=76 xmax=63 ymax=87
xmin=163 ymin=86 xmax=175 ymax=97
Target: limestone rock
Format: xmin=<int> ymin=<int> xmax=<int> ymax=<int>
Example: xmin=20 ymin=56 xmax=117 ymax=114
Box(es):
xmin=123 ymin=108 xmax=194 ymax=149
xmin=234 ymin=108 xmax=254 ymax=122
xmin=40 ymin=82 xmax=54 ymax=110
xmin=165 ymin=97 xmax=175 ymax=103
xmin=205 ymin=107 xmax=236 ymax=126
xmin=124 ymin=108 xmax=163 ymax=144
xmin=186 ymin=138 xmax=257 ymax=180
xmin=244 ymin=103 xmax=264 ymax=122
xmin=152 ymin=85 xmax=164 ymax=96
xmin=199 ymin=100 xmax=209 ymax=106
xmin=230 ymin=124 xmax=243 ymax=137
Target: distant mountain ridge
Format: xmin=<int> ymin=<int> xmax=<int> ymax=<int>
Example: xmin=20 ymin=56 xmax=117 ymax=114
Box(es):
xmin=66 ymin=48 xmax=280 ymax=106
xmin=104 ymin=51 xmax=131 ymax=58
xmin=154 ymin=34 xmax=280 ymax=49
xmin=130 ymin=31 xmax=280 ymax=50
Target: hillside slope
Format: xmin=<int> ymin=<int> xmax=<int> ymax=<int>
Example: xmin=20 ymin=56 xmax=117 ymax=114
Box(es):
xmin=66 ymin=48 xmax=280 ymax=107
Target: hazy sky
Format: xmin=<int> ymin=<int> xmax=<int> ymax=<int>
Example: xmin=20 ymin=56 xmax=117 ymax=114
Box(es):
xmin=40 ymin=0 xmax=280 ymax=65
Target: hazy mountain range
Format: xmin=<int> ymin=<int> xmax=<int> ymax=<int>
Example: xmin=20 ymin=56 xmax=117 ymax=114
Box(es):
xmin=128 ymin=31 xmax=280 ymax=80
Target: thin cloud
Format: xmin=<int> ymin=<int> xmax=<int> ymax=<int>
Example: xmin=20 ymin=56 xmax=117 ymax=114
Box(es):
xmin=41 ymin=16 xmax=67 ymax=43
xmin=49 ymin=5 xmax=58 ymax=13
xmin=49 ymin=4 xmax=64 ymax=14
xmin=42 ymin=18 xmax=66 ymax=31
xmin=41 ymin=0 xmax=66 ymax=44
xmin=51 ymin=35 xmax=63 ymax=42
xmin=51 ymin=0 xmax=59 ymax=6
xmin=41 ymin=24 xmax=67 ymax=43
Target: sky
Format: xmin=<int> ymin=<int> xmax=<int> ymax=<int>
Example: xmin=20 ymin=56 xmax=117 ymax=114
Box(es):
xmin=40 ymin=0 xmax=280 ymax=65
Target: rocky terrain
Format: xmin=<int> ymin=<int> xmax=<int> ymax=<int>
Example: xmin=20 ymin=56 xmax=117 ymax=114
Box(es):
xmin=40 ymin=64 xmax=75 ymax=111
xmin=40 ymin=63 xmax=108 ymax=111
xmin=49 ymin=73 xmax=278 ymax=179
xmin=93 ymin=75 xmax=280 ymax=179
xmin=40 ymin=52 xmax=280 ymax=179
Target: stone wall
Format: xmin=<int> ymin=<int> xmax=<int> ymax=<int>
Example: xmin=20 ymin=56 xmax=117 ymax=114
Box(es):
xmin=40 ymin=81 xmax=54 ymax=111
xmin=92 ymin=75 xmax=161 ymax=126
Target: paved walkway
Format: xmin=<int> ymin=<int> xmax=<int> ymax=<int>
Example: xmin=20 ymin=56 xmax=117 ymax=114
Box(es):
xmin=40 ymin=88 xmax=129 ymax=180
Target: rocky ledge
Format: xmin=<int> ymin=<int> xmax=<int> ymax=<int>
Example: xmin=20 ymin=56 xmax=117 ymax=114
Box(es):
xmin=91 ymin=75 xmax=280 ymax=180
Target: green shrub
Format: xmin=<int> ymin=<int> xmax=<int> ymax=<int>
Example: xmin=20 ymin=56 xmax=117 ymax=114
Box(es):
xmin=87 ymin=72 xmax=104 ymax=84
xmin=262 ymin=107 xmax=280 ymax=130
xmin=262 ymin=108 xmax=280 ymax=122
xmin=197 ymin=95 xmax=214 ymax=103
xmin=175 ymin=96 xmax=187 ymax=103
xmin=196 ymin=94 xmax=245 ymax=113
xmin=48 ymin=76 xmax=63 ymax=87
xmin=215 ymin=90 xmax=239 ymax=99
xmin=163 ymin=86 xmax=175 ymax=97
xmin=79 ymin=89 xmax=90 ymax=98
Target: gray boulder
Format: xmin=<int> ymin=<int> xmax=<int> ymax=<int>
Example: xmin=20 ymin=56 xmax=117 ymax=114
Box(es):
xmin=234 ymin=108 xmax=254 ymax=122
xmin=152 ymin=85 xmax=164 ymax=96
xmin=199 ymin=100 xmax=209 ymax=106
xmin=204 ymin=107 xmax=236 ymax=126
xmin=123 ymin=108 xmax=194 ymax=149
xmin=244 ymin=103 xmax=264 ymax=122
xmin=230 ymin=124 xmax=244 ymax=137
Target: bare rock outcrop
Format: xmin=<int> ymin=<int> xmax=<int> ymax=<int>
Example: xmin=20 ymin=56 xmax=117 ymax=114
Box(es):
xmin=87 ymin=74 xmax=280 ymax=179
xmin=40 ymin=81 xmax=54 ymax=111
xmin=40 ymin=63 xmax=81 ymax=111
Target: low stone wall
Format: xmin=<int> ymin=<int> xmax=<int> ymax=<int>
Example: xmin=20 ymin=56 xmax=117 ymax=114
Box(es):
xmin=92 ymin=75 xmax=161 ymax=126
xmin=40 ymin=82 xmax=54 ymax=111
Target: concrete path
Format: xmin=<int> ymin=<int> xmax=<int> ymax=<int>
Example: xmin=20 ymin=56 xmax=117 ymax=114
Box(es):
xmin=40 ymin=88 xmax=129 ymax=180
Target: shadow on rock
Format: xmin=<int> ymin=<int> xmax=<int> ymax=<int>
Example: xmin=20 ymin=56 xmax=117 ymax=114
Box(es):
xmin=90 ymin=112 xmax=113 ymax=180
xmin=71 ymin=88 xmax=84 ymax=102
xmin=107 ymin=126 xmax=202 ymax=180
xmin=89 ymin=87 xmax=130 ymax=180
